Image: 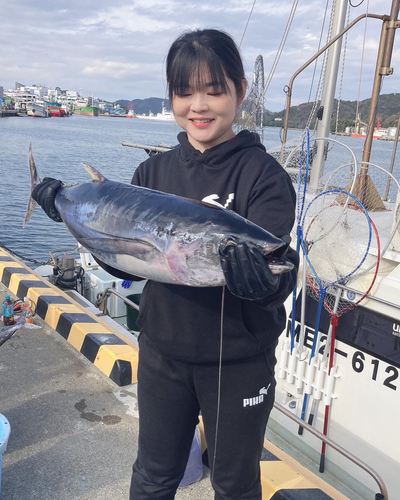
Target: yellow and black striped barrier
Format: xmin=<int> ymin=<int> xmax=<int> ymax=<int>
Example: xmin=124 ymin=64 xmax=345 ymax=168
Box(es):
xmin=0 ymin=248 xmax=139 ymax=386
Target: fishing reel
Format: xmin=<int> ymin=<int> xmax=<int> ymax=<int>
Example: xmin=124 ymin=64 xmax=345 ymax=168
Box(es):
xmin=48 ymin=250 xmax=85 ymax=294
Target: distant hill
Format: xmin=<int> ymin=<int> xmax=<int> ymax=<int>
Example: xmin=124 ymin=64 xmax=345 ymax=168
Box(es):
xmin=116 ymin=98 xmax=171 ymax=115
xmin=117 ymin=94 xmax=400 ymax=131
xmin=263 ymin=93 xmax=400 ymax=131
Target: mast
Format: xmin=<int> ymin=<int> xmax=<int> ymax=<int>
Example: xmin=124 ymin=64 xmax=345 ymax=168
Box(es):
xmin=309 ymin=0 xmax=349 ymax=190
xmin=353 ymin=0 xmax=400 ymax=210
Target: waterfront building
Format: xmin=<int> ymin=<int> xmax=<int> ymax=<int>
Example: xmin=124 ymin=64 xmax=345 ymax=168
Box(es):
xmin=12 ymin=92 xmax=35 ymax=111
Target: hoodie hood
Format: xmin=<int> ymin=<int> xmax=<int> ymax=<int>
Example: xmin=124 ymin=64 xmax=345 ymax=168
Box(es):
xmin=178 ymin=130 xmax=266 ymax=166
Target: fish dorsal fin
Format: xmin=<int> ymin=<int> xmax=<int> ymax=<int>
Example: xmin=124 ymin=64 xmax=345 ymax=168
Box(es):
xmin=82 ymin=163 xmax=106 ymax=183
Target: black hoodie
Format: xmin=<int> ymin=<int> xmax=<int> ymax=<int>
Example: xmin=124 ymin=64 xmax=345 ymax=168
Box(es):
xmin=128 ymin=130 xmax=298 ymax=363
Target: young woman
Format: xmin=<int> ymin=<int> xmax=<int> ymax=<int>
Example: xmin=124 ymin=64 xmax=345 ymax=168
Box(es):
xmin=33 ymin=29 xmax=299 ymax=500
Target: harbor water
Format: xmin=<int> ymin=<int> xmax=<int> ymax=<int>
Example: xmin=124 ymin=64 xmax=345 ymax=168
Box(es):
xmin=0 ymin=115 xmax=399 ymax=265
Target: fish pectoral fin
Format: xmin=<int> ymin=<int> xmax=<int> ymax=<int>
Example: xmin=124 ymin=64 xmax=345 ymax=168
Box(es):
xmin=24 ymin=142 xmax=41 ymax=228
xmin=79 ymin=237 xmax=158 ymax=259
xmin=164 ymin=239 xmax=205 ymax=285
xmin=24 ymin=196 xmax=38 ymax=228
xmin=165 ymin=254 xmax=191 ymax=284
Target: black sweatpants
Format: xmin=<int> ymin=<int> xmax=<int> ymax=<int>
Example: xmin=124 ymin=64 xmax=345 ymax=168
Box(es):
xmin=130 ymin=333 xmax=276 ymax=500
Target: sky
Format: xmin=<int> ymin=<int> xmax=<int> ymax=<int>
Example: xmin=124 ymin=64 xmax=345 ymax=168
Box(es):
xmin=1 ymin=0 xmax=399 ymax=112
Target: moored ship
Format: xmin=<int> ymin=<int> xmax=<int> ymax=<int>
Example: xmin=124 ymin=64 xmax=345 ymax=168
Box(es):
xmin=136 ymin=101 xmax=174 ymax=122
xmin=26 ymin=100 xmax=49 ymax=118
xmin=46 ymin=102 xmax=67 ymax=117
xmin=74 ymin=106 xmax=99 ymax=116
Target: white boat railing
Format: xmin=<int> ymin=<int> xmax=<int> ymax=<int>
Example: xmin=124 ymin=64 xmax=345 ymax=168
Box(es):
xmin=335 ymin=282 xmax=400 ymax=311
xmin=102 ymin=288 xmax=139 ymax=311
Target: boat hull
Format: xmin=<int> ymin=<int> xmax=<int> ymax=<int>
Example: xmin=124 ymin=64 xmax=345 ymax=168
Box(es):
xmin=275 ymin=280 xmax=400 ymax=498
xmin=26 ymin=103 xmax=48 ymax=118
xmin=74 ymin=106 xmax=99 ymax=116
xmin=136 ymin=115 xmax=175 ymax=122
xmin=47 ymin=106 xmax=66 ymax=117
xmin=351 ymin=133 xmax=381 ymax=139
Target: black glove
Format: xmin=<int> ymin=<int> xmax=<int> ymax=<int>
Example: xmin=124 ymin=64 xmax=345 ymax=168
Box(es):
xmin=31 ymin=177 xmax=63 ymax=222
xmin=219 ymin=238 xmax=279 ymax=300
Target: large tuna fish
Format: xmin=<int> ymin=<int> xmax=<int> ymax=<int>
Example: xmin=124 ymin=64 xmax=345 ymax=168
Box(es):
xmin=25 ymin=145 xmax=293 ymax=286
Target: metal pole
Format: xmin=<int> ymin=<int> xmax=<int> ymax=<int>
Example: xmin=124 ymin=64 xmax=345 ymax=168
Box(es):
xmin=280 ymin=13 xmax=385 ymax=163
xmin=309 ymin=0 xmax=349 ymax=191
xmin=121 ymin=141 xmax=173 ymax=154
xmin=359 ymin=24 xmax=389 ymax=184
xmin=105 ymin=288 xmax=140 ymax=311
xmin=334 ymin=282 xmax=400 ymax=310
xmin=273 ymin=402 xmax=389 ymax=499
xmin=361 ymin=0 xmax=400 ymax=171
xmin=349 ymin=0 xmax=400 ymax=210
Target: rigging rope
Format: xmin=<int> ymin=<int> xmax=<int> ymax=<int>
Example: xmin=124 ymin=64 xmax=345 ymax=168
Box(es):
xmin=211 ymin=285 xmax=226 ymax=487
xmin=262 ymin=0 xmax=298 ymax=99
xmin=334 ymin=3 xmax=351 ymax=137
xmin=307 ymin=0 xmax=331 ymax=103
xmin=306 ymin=0 xmax=337 ymax=132
xmin=353 ymin=0 xmax=370 ymax=144
xmin=239 ymin=0 xmax=257 ymax=47
xmin=350 ymin=0 xmax=365 ymax=7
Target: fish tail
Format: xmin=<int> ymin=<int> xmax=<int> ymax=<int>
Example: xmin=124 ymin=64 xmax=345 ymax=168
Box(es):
xmin=23 ymin=142 xmax=41 ymax=228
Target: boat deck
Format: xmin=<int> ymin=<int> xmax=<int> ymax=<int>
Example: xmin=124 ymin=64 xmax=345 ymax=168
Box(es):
xmin=0 ymin=249 xmax=350 ymax=500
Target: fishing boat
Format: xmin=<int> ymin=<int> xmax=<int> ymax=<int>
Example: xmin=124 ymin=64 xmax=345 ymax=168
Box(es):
xmin=272 ymin=1 xmax=400 ymax=499
xmin=126 ymin=101 xmax=136 ymax=118
xmin=121 ymin=2 xmax=400 ymax=498
xmin=46 ymin=102 xmax=67 ymax=117
xmin=351 ymin=118 xmax=389 ymax=138
xmin=26 ymin=100 xmax=50 ymax=118
xmin=74 ymin=106 xmax=99 ymax=116
xmin=136 ymin=101 xmax=175 ymax=122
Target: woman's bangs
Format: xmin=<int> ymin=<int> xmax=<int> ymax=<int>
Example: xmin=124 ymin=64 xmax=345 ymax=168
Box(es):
xmin=169 ymin=50 xmax=228 ymax=97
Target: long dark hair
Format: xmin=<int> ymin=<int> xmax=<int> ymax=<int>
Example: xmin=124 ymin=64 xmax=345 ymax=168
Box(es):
xmin=166 ymin=29 xmax=246 ymax=103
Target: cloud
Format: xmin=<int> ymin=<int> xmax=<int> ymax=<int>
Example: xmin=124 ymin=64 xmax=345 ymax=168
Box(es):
xmin=82 ymin=60 xmax=159 ymax=79
xmin=0 ymin=0 xmax=397 ymax=110
xmin=82 ymin=4 xmax=179 ymax=33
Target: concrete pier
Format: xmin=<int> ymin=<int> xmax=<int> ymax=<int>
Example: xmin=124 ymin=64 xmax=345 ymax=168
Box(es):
xmin=0 ymin=282 xmax=214 ymax=500
xmin=0 ymin=248 xmax=344 ymax=500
